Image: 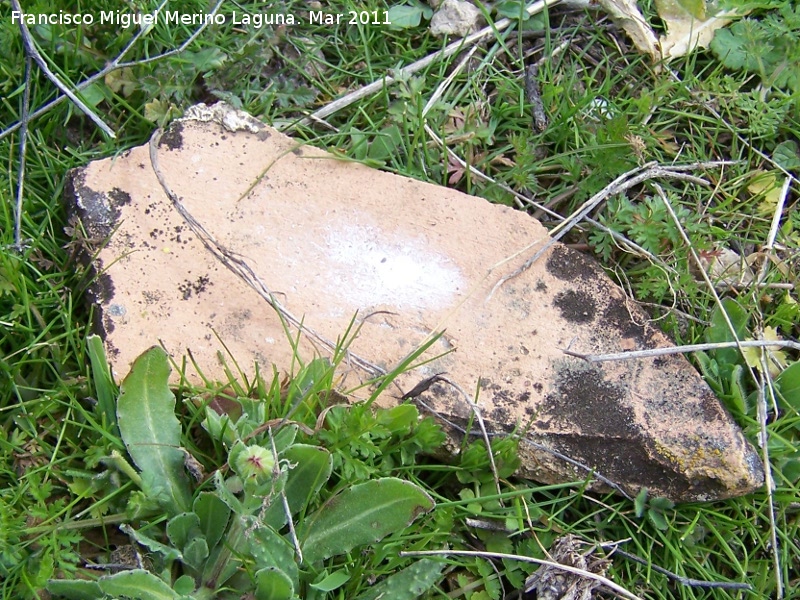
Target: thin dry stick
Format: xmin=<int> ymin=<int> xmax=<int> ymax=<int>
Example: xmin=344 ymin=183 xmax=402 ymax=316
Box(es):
xmin=422 ymin=122 xmax=672 ymax=272
xmin=10 ymin=0 xmax=115 ymax=138
xmin=0 ymin=0 xmax=224 ymax=142
xmin=12 ymin=55 xmax=32 ymax=250
xmin=758 ymin=175 xmax=792 ymax=285
xmin=421 ymin=46 xmax=479 ymax=118
xmin=440 ymin=377 xmax=503 ymax=499
xmin=147 ymin=130 xmax=386 ymax=379
xmin=283 ymin=0 xmax=559 ymax=131
xmin=563 ymin=338 xmax=800 ymax=363
xmin=400 ymin=549 xmax=642 ymax=600
xmin=268 ymin=427 xmax=303 ymax=564
xmin=486 ymin=162 xmax=729 ymax=300
xmin=604 ymin=545 xmax=752 ymax=591
xmin=758 ymin=354 xmax=783 ymax=599
xmin=655 ymin=184 xmax=752 ymax=362
xmin=656 ymin=185 xmax=781 ymax=594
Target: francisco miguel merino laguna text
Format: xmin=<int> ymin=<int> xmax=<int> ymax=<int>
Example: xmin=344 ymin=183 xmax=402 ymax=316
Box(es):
xmin=11 ymin=10 xmax=304 ymax=28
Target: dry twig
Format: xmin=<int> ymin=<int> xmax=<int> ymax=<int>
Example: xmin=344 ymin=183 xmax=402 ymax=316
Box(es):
xmin=604 ymin=544 xmax=753 ymax=591
xmin=12 ymin=56 xmax=32 ymax=250
xmin=563 ymin=338 xmax=800 ymax=363
xmin=283 ymin=0 xmax=559 ymax=131
xmin=486 ymin=162 xmax=732 ymax=300
xmin=10 ymin=0 xmax=115 ymax=138
xmin=0 ymin=0 xmax=225 ymax=143
xmin=758 ymin=353 xmax=783 ymax=599
xmin=400 ymin=549 xmax=642 ymax=600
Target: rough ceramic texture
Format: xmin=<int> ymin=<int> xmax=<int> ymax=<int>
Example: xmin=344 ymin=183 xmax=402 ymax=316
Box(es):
xmin=65 ymin=103 xmax=764 ymax=502
xmin=429 ymin=0 xmax=482 ymax=36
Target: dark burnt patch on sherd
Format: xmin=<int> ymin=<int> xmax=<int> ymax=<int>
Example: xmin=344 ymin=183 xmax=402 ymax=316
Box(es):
xmin=108 ymin=187 xmax=132 ymax=208
xmin=537 ymin=360 xmax=746 ymax=500
xmin=66 ymin=169 xmax=124 ymax=239
xmin=601 ymin=297 xmax=652 ymax=344
xmin=159 ymin=122 xmax=184 ymax=150
xmin=546 ymin=245 xmax=605 ymax=282
xmin=543 ymin=363 xmax=634 ymax=437
xmin=553 ymin=290 xmax=596 ymax=324
xmin=545 ymin=434 xmax=696 ymax=497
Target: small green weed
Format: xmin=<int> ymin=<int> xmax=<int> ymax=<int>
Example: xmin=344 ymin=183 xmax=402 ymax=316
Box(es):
xmin=697 ymin=298 xmax=800 ymax=486
xmin=711 ymin=1 xmax=800 ymax=94
xmin=46 ymin=346 xmax=443 ymax=599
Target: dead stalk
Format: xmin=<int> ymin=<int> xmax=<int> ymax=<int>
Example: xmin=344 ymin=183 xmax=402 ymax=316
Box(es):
xmin=439 ymin=377 xmax=504 ymax=499
xmin=563 ymin=338 xmax=800 ymax=363
xmin=400 ymin=549 xmax=643 ymax=600
xmin=486 ymin=162 xmax=734 ymax=300
xmin=758 ymin=355 xmax=783 ymax=599
xmin=283 ymin=0 xmax=560 ymax=131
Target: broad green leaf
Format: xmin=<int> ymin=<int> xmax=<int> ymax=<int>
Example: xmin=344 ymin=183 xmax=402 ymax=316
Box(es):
xmin=117 ymin=346 xmax=191 ymax=515
xmin=496 ymin=0 xmax=531 ymax=20
xmin=300 ymin=477 xmax=435 ymax=563
xmin=284 ymin=358 xmax=334 ymax=421
xmin=775 ymin=361 xmax=800 ymax=411
xmin=46 ymin=580 xmax=103 ymax=600
xmin=97 ymin=569 xmax=179 ymax=600
xmin=778 ymin=452 xmax=800 ymax=483
xmin=705 ymin=298 xmax=750 ymax=371
xmin=634 ymin=487 xmax=648 ymax=518
xmin=773 ymin=141 xmax=800 ymax=171
xmin=353 ymin=559 xmax=445 ymax=600
xmin=647 ymin=508 xmax=670 ymax=531
xmin=167 ymin=512 xmax=202 ymax=550
xmin=194 ymin=492 xmax=231 ymax=551
xmin=186 ymin=48 xmax=228 ymax=72
xmin=202 ymin=514 xmax=248 ymax=588
xmin=387 ymin=4 xmax=429 ymax=29
xmin=379 ymin=404 xmax=419 ymax=434
xmin=263 ymin=444 xmax=332 ymax=529
xmin=727 ymin=364 xmax=749 ymax=415
xmin=310 ymin=569 xmax=350 ymax=592
xmin=78 ymin=82 xmax=106 ymax=108
xmin=212 ymin=469 xmax=243 ymax=514
xmin=244 ymin=517 xmax=299 ymax=589
xmin=87 ymin=334 xmax=118 ymax=435
xmin=368 ymin=125 xmax=402 ymax=162
xmin=173 ymin=575 xmax=195 ymax=596
xmin=202 ymin=406 xmax=236 ymax=448
xmin=254 ymin=567 xmax=295 ymax=600
xmin=350 ymin=128 xmax=368 ymax=160
xmin=121 ymin=524 xmax=181 ymax=562
xmin=657 ymin=0 xmax=706 ymax=21
xmin=271 ymin=424 xmax=299 ymax=454
xmin=182 ymin=537 xmax=209 ymax=572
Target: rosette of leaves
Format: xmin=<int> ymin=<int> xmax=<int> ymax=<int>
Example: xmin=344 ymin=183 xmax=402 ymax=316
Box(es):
xmin=48 ymin=348 xmax=442 ymax=600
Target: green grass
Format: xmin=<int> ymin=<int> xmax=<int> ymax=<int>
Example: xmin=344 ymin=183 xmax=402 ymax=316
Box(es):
xmin=1 ymin=0 xmax=799 ymax=598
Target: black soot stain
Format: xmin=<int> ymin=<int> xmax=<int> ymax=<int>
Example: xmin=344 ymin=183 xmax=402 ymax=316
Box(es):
xmin=543 ymin=364 xmax=634 ymax=437
xmin=159 ymin=122 xmax=184 ymax=150
xmin=539 ymin=362 xmax=713 ymax=499
xmin=553 ymin=289 xmax=596 ymax=323
xmin=545 ymin=245 xmax=604 ymax=282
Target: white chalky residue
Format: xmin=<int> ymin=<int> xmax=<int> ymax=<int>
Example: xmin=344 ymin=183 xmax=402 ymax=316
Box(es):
xmin=324 ymin=223 xmax=463 ymax=310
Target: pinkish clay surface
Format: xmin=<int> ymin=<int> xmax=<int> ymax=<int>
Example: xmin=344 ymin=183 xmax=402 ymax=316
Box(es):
xmin=66 ymin=103 xmax=764 ymax=501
